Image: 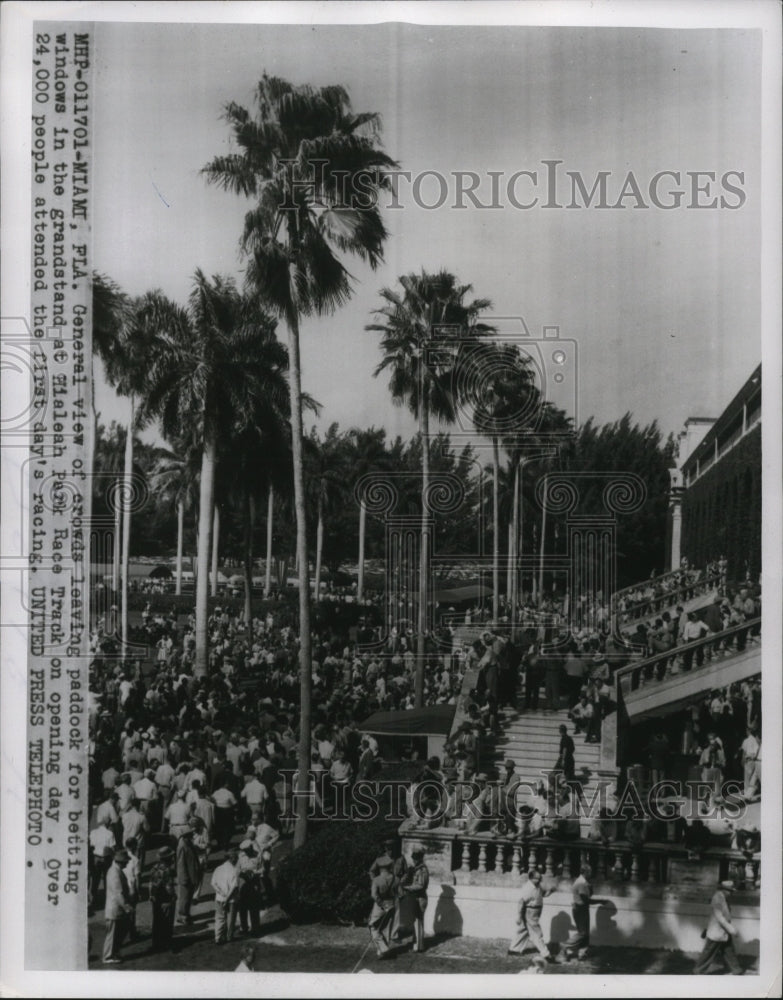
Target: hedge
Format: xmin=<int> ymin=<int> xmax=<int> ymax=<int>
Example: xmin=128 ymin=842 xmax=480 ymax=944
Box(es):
xmin=275 ymin=812 xmax=398 ymax=924
xmin=275 ymin=764 xmax=421 ymax=925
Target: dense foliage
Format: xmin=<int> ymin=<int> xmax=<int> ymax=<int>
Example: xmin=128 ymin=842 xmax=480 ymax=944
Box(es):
xmin=92 ymin=411 xmax=675 ymax=591
xmin=276 ymin=812 xmax=397 ymax=924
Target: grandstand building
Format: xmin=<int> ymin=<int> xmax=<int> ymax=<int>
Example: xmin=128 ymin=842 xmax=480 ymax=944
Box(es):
xmin=399 ymin=366 xmax=763 ymax=962
xmin=668 ymin=365 xmax=761 ymax=581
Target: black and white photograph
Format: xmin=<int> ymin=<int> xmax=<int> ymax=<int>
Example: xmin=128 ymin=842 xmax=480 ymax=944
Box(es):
xmin=1 ymin=1 xmax=781 ymax=995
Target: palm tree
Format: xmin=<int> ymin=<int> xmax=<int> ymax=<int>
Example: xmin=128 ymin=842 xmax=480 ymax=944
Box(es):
xmin=202 ymin=73 xmax=397 ymax=848
xmin=92 ymin=275 xmax=135 ymax=636
xmin=224 ymin=394 xmax=300 ymax=633
xmin=92 ymin=273 xmax=132 ymax=449
xmin=510 ymin=401 xmax=573 ymax=606
xmin=368 ymin=270 xmax=493 ymax=704
xmin=148 ymin=438 xmax=200 ymax=596
xmin=305 ymin=423 xmax=350 ymax=602
xmin=141 ymin=271 xmax=288 ymax=677
xmin=98 ymin=291 xmax=160 ymax=649
xmin=92 ymin=421 xmax=125 ymax=605
xmin=349 ymin=426 xmax=389 ymax=600
xmin=471 ymin=343 xmax=538 ymax=623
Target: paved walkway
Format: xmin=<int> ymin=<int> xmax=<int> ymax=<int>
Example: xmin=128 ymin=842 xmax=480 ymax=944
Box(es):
xmin=89 ymin=897 xmax=757 ymax=976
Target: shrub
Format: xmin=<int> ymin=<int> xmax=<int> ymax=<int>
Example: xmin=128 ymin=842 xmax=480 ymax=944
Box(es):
xmin=276 ymin=812 xmax=398 ymax=925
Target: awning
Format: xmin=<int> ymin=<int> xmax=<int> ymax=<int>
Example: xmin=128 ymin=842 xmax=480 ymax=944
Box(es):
xmin=359 ymin=704 xmax=456 ymax=736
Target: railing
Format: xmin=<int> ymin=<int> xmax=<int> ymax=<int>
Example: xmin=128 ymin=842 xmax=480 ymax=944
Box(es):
xmin=717 ymin=421 xmax=744 ymax=460
xmin=613 ymin=567 xmax=693 ymax=606
xmin=614 ymin=618 xmax=761 ymax=697
xmin=450 ymin=834 xmax=761 ymax=890
xmin=616 ymin=572 xmax=720 ymax=628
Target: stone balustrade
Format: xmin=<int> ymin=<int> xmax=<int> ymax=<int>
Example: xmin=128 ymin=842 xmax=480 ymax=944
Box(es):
xmin=399 ymin=823 xmax=760 ymax=897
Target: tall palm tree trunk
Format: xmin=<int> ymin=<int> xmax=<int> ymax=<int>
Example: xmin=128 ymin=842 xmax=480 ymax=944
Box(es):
xmin=194 ymin=432 xmax=216 ymax=677
xmin=175 ymin=498 xmax=184 ymax=596
xmin=538 ymin=476 xmax=547 ymax=604
xmin=357 ymin=500 xmax=366 ymax=602
xmin=492 ymin=436 xmax=500 ymax=623
xmin=244 ymin=489 xmax=255 ymax=640
xmin=314 ymin=493 xmax=323 ymax=603
xmin=265 ymin=484 xmax=274 ymax=596
xmin=288 ymin=313 xmax=313 ymax=850
xmin=506 ymin=520 xmax=513 ymax=599
xmin=121 ymin=396 xmax=135 ymax=650
xmin=511 ymin=459 xmax=521 ymax=637
xmin=416 ymin=383 xmax=430 ymax=709
xmin=211 ymin=504 xmax=220 ymax=598
xmin=112 ymin=484 xmax=121 ymax=601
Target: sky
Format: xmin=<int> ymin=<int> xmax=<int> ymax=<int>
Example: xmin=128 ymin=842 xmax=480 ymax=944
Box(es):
xmin=91 ymin=20 xmax=762 ymax=449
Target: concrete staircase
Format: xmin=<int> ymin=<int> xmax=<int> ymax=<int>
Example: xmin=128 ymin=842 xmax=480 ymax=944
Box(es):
xmin=481 ymin=704 xmax=602 ymax=796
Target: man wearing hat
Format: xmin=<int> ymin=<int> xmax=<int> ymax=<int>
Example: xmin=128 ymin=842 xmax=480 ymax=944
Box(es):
xmin=370 ymin=837 xmax=407 ymax=886
xmin=508 ymin=869 xmax=554 ymax=963
xmin=149 ymin=846 xmax=177 ymax=952
xmin=693 ymin=880 xmax=743 ymax=975
xmin=165 ymin=789 xmax=191 ymax=840
xmin=558 ymin=863 xmax=607 ymax=962
xmin=500 ymin=760 xmax=521 ymax=828
xmin=175 ymin=821 xmax=201 ymax=925
xmin=400 ymin=847 xmax=430 ymax=953
xmin=236 ymin=840 xmax=263 ymax=937
xmin=369 ymin=855 xmax=397 ymax=957
xmin=211 ymin=848 xmax=240 ymax=944
xmin=102 ymin=848 xmax=133 ymax=964
xmin=133 ymin=768 xmax=158 ymax=816
xmin=464 ymin=773 xmax=492 ymax=835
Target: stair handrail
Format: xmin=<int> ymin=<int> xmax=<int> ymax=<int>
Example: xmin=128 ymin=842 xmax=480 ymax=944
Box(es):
xmin=614 ymin=617 xmax=761 ymax=699
xmin=615 ymin=571 xmax=722 ymax=628
xmin=613 ymin=567 xmax=693 ymax=603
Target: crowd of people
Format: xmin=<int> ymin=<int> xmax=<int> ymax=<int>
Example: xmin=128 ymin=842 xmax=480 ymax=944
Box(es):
xmin=87 ymin=595 xmax=485 ymax=964
xmin=85 ymin=546 xmax=761 ymax=970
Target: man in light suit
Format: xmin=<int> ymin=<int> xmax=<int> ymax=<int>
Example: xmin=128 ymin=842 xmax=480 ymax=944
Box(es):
xmin=102 ymin=848 xmax=133 ymax=964
xmin=693 ymin=880 xmax=744 ymax=975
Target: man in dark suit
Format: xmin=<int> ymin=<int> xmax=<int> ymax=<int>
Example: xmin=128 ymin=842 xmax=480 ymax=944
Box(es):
xmin=175 ymin=823 xmax=201 ymax=924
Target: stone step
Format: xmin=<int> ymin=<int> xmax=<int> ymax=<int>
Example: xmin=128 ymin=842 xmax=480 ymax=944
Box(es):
xmin=497 ymin=726 xmax=600 ymax=742
xmin=501 ymin=720 xmax=588 ymax=740
xmin=501 ymin=711 xmax=574 ymax=723
xmin=493 ymin=743 xmax=601 ymax=767
xmin=483 ymin=748 xmax=602 ymax=767
xmin=495 ymin=729 xmax=591 ymax=745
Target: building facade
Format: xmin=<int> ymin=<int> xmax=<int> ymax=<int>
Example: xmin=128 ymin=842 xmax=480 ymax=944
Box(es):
xmin=670 ymin=365 xmax=761 ymax=583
